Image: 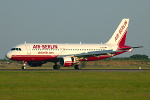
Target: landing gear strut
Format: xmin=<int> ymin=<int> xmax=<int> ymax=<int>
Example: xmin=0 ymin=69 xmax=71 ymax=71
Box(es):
xmin=53 ymin=62 xmax=60 ymax=69
xmin=22 ymin=61 xmax=27 ymax=69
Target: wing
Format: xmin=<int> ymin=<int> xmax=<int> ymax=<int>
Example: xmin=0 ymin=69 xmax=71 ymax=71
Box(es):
xmin=57 ymin=50 xmax=120 ymax=58
xmin=57 ymin=46 xmax=143 ymax=59
xmin=74 ymin=50 xmax=118 ymax=58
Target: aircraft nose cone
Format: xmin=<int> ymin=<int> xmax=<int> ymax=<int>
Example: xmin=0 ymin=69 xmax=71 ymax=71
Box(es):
xmin=5 ymin=52 xmax=12 ymax=59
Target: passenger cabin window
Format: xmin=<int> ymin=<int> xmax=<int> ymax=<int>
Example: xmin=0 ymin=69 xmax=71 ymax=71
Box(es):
xmin=11 ymin=48 xmax=21 ymax=51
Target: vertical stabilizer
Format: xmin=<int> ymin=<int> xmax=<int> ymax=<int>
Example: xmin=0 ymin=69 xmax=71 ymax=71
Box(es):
xmin=106 ymin=19 xmax=129 ymax=46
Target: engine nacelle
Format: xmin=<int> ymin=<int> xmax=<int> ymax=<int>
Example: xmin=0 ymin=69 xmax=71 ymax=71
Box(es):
xmin=27 ymin=61 xmax=45 ymax=67
xmin=59 ymin=57 xmax=75 ymax=67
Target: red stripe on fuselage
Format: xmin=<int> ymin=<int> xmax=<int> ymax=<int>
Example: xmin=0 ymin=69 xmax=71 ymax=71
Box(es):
xmin=10 ymin=51 xmax=127 ymax=62
xmin=11 ymin=55 xmax=58 ymax=62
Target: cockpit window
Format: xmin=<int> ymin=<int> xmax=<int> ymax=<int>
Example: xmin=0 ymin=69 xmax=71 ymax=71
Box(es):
xmin=11 ymin=48 xmax=21 ymax=51
xmin=11 ymin=48 xmax=16 ymax=50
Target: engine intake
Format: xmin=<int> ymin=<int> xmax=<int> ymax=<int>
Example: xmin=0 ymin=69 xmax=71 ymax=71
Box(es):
xmin=59 ymin=57 xmax=75 ymax=67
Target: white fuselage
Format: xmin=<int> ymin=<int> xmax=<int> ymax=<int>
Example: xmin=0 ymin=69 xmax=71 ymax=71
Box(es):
xmin=6 ymin=43 xmax=119 ymax=62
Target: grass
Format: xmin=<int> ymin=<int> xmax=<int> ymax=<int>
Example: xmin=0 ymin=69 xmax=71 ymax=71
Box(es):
xmin=0 ymin=71 xmax=150 ymax=100
xmin=1 ymin=59 xmax=150 ymax=69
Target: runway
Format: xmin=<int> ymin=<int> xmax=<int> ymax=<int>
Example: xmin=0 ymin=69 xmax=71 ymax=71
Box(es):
xmin=0 ymin=69 xmax=150 ymax=72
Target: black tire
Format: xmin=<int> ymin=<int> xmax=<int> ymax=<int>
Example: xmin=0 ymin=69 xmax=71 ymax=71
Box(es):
xmin=53 ymin=65 xmax=60 ymax=69
xmin=74 ymin=65 xmax=81 ymax=69
xmin=22 ymin=66 xmax=26 ymax=69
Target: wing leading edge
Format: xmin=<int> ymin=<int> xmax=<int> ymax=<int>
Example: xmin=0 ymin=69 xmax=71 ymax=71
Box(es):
xmin=57 ymin=50 xmax=122 ymax=59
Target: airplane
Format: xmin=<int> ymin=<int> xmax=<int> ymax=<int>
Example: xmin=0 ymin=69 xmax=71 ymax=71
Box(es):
xmin=5 ymin=19 xmax=143 ymax=69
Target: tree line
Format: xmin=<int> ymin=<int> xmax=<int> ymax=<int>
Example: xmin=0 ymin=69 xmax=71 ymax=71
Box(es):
xmin=104 ymin=54 xmax=149 ymax=60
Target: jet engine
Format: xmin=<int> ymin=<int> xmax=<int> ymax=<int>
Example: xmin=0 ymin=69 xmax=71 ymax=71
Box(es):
xmin=59 ymin=57 xmax=75 ymax=67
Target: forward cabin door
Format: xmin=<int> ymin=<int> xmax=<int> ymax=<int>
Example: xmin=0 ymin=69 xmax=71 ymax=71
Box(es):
xmin=26 ymin=45 xmax=31 ymax=55
xmin=60 ymin=48 xmax=66 ymax=54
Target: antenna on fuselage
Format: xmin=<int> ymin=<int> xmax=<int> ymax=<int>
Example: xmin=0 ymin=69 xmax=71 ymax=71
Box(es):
xmin=80 ymin=42 xmax=81 ymax=44
xmin=25 ymin=41 xmax=26 ymax=44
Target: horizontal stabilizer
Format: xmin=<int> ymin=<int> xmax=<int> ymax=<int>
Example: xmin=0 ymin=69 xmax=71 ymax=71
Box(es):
xmin=119 ymin=46 xmax=144 ymax=50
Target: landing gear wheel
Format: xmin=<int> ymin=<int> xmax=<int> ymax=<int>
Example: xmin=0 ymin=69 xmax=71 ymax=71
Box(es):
xmin=22 ymin=66 xmax=26 ymax=70
xmin=74 ymin=65 xmax=81 ymax=69
xmin=22 ymin=61 xmax=27 ymax=69
xmin=53 ymin=65 xmax=60 ymax=69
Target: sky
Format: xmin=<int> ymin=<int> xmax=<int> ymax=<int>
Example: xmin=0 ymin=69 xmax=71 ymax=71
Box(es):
xmin=0 ymin=0 xmax=150 ymax=59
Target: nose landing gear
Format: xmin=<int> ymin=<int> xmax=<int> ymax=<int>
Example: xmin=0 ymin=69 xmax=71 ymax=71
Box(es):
xmin=22 ymin=61 xmax=27 ymax=69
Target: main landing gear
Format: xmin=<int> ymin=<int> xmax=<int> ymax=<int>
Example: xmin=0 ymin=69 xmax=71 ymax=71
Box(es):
xmin=53 ymin=62 xmax=81 ymax=70
xmin=53 ymin=64 xmax=81 ymax=69
xmin=22 ymin=61 xmax=27 ymax=70
xmin=53 ymin=62 xmax=60 ymax=69
xmin=74 ymin=65 xmax=81 ymax=69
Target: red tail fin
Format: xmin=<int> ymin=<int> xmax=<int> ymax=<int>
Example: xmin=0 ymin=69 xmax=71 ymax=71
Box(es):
xmin=106 ymin=19 xmax=129 ymax=46
xmin=118 ymin=27 xmax=128 ymax=46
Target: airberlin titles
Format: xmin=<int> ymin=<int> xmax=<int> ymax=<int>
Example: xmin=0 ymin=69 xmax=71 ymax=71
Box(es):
xmin=32 ymin=45 xmax=57 ymax=54
xmin=115 ymin=20 xmax=127 ymax=42
xmin=33 ymin=45 xmax=58 ymax=49
xmin=33 ymin=45 xmax=108 ymax=50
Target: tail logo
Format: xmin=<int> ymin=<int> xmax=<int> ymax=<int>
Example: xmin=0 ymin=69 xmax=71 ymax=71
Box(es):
xmin=115 ymin=20 xmax=127 ymax=42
